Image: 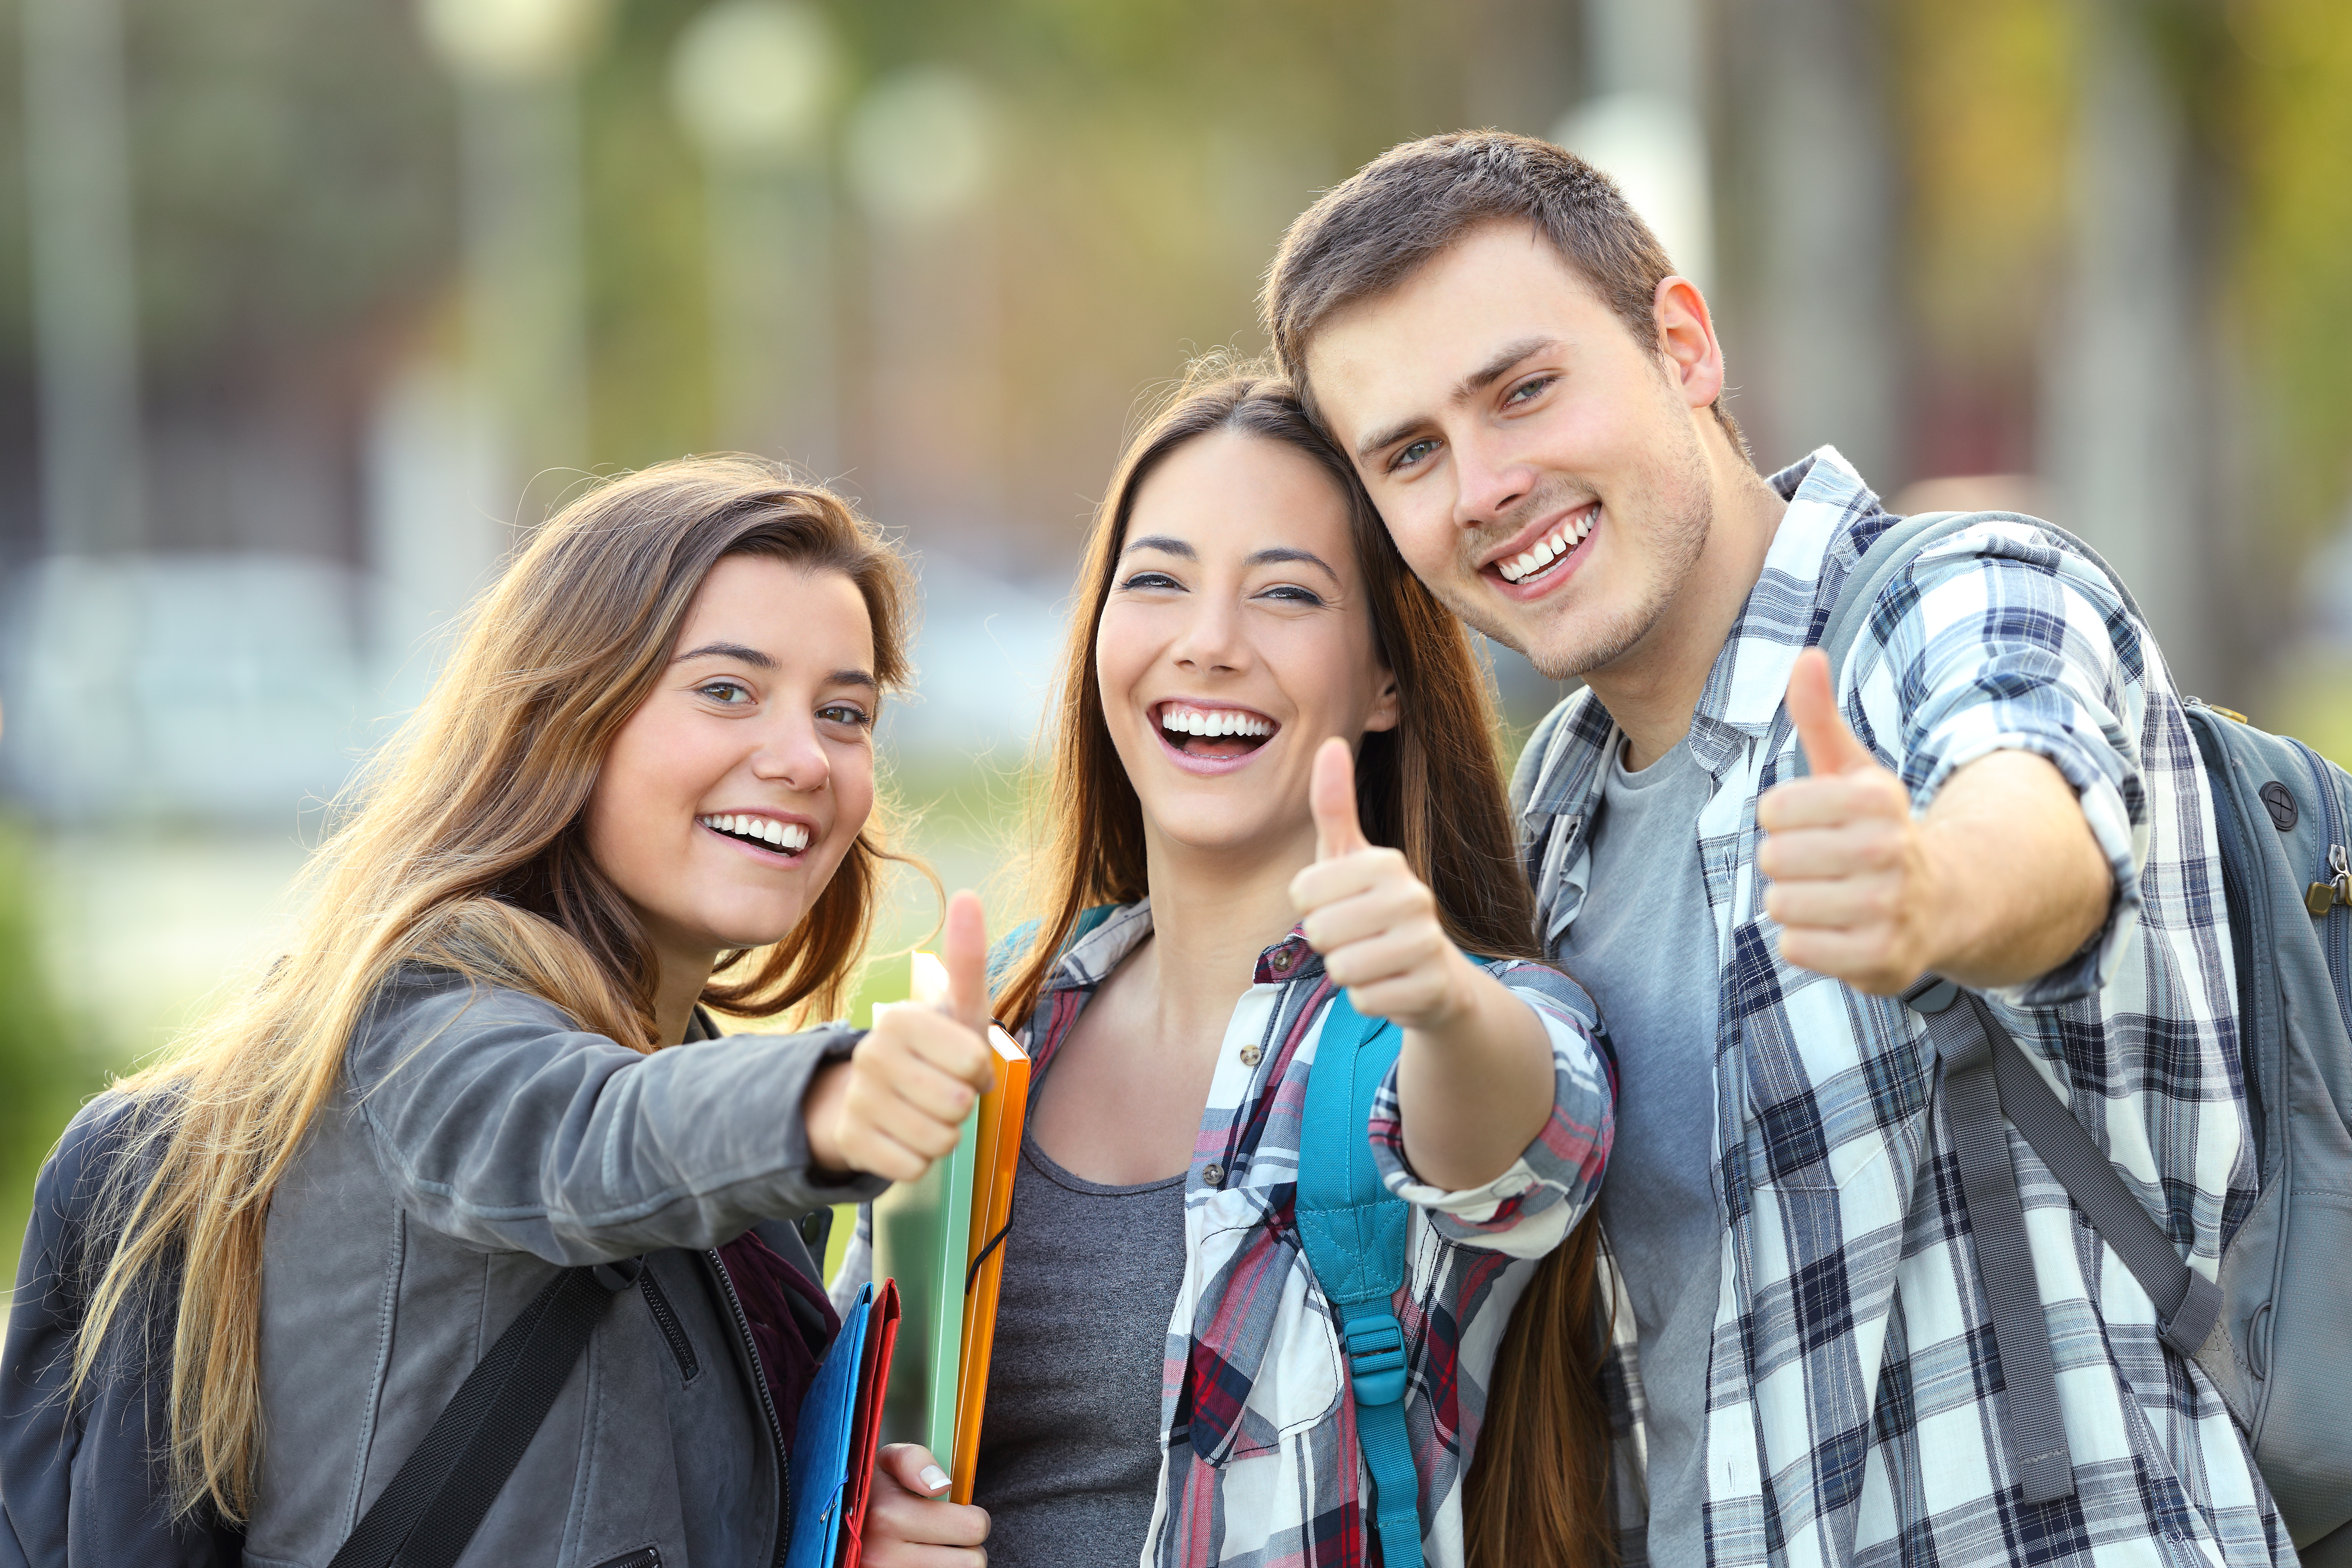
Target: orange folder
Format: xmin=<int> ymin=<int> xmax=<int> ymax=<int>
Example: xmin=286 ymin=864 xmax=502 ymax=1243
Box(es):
xmin=948 ymin=1023 xmax=1029 ymax=1504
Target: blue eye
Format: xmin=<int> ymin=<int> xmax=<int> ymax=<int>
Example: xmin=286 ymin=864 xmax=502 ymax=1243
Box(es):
xmin=1504 ymin=375 xmax=1553 ymax=405
xmin=1390 ymin=438 xmax=1439 ymax=473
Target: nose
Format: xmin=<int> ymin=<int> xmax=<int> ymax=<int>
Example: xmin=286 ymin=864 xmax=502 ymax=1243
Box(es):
xmin=1168 ymin=591 xmax=1247 ymax=676
xmin=1449 ymin=426 xmax=1535 ymax=530
xmin=751 ymin=709 xmax=831 ymax=793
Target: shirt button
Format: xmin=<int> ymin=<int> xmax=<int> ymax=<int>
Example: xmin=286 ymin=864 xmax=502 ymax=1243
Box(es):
xmin=1239 ymin=1044 xmax=1262 ymax=1067
xmin=1270 ymin=949 xmax=1294 ymax=974
xmin=1201 ymin=1163 xmax=1225 ymax=1188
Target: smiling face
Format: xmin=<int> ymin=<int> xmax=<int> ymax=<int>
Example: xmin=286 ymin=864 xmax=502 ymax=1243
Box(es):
xmin=582 ymin=554 xmax=879 ymax=974
xmin=1304 ymin=220 xmax=1724 ymax=681
xmin=1095 ymin=428 xmax=1398 ymax=867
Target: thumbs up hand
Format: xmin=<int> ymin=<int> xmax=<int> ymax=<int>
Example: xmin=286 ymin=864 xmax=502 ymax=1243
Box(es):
xmin=805 ymin=889 xmax=999 ymax=1183
xmin=1288 ymin=738 xmax=1477 ymax=1032
xmin=1755 ymin=648 xmax=1941 ymax=996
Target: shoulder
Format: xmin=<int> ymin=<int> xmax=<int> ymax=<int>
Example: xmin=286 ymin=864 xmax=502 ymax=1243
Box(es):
xmin=345 ymin=966 xmax=619 ymax=1090
xmin=1510 ymin=687 xmax=1608 ymax=818
xmin=1864 ymin=512 xmax=2140 ymax=652
xmin=1475 ymin=954 xmax=1600 ymax=1034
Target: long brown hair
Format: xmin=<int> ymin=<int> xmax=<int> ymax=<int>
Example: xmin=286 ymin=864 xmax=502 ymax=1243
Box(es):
xmin=75 ymin=456 xmax=917 ymax=1522
xmin=997 ymin=369 xmax=1613 ymax=1566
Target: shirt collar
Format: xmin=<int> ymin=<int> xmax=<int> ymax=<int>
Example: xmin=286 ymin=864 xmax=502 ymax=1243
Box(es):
xmin=1518 ymin=445 xmax=1890 ymax=816
xmin=1692 ymin=445 xmax=1892 ymax=758
xmin=1041 ymin=899 xmax=1321 ymax=996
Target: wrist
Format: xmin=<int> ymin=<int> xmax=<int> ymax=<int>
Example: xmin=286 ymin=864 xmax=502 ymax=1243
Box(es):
xmin=802 ymin=1058 xmax=852 ymax=1173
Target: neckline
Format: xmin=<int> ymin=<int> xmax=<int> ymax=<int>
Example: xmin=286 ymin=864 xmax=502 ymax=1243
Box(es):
xmin=1020 ymin=1128 xmax=1187 ymax=1197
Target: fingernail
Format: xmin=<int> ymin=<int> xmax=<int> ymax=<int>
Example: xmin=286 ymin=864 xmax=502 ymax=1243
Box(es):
xmin=919 ymin=1464 xmax=951 ymax=1494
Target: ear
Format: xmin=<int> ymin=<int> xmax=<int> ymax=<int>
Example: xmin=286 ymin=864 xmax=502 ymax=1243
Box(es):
xmin=1363 ymin=671 xmax=1401 ymax=734
xmin=1654 ymin=276 xmax=1726 ymax=411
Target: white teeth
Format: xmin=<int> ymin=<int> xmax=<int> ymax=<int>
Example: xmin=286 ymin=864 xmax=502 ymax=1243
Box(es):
xmin=701 ymin=813 xmax=810 ymax=852
xmin=1160 ymin=704 xmax=1273 ymax=738
xmin=1496 ymin=508 xmax=1601 ymax=582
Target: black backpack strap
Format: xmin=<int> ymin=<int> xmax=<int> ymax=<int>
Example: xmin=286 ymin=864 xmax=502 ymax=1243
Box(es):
xmin=326 ymin=1258 xmax=643 ymax=1568
xmin=1905 ymin=980 xmax=2230 ymax=1501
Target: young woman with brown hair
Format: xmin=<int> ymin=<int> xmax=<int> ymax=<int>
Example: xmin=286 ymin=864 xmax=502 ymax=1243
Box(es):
xmin=1 ymin=457 xmax=1005 ymax=1568
xmin=863 ymin=372 xmax=1617 ymax=1568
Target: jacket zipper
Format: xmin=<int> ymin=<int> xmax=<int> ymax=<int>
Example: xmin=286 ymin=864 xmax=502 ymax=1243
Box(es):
xmin=639 ymin=1269 xmax=700 ymax=1382
xmin=706 ymin=1247 xmax=793 ymax=1568
xmin=589 ymin=1550 xmax=662 ymax=1568
xmin=2296 ymin=744 xmax=2352 ymax=1021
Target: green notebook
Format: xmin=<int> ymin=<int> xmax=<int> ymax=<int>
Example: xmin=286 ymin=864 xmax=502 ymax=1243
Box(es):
xmin=870 ymin=1091 xmax=978 ymax=1458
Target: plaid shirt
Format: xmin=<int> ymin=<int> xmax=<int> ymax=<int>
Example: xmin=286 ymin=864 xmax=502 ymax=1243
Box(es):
xmin=1006 ymin=901 xmax=1613 ymax=1568
xmin=1515 ymin=449 xmax=2289 ymax=1568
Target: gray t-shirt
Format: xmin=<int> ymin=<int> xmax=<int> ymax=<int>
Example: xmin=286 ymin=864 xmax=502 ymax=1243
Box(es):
xmin=972 ymin=1131 xmax=1185 ymax=1568
xmin=1558 ymin=737 xmax=1720 ymax=1568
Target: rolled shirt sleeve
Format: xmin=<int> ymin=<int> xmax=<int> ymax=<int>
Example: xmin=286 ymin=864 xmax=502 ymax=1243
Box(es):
xmin=1868 ymin=524 xmax=2151 ymax=1008
xmin=1365 ymin=956 xmax=1614 ymax=1256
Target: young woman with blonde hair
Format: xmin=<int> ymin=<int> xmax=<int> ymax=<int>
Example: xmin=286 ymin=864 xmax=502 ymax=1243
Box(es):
xmin=1 ymin=457 xmax=1002 ymax=1568
xmin=864 ymin=373 xmax=1618 ymax=1568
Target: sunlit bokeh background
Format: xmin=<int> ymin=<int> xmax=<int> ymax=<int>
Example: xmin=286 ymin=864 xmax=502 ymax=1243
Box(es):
xmin=4 ymin=0 xmax=2350 ymax=1290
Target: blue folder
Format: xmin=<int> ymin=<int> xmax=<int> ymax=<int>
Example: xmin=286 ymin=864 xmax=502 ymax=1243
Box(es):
xmin=785 ymin=1282 xmax=873 ymax=1568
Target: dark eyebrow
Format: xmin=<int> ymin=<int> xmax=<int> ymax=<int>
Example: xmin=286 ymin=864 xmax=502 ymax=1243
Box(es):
xmin=674 ymin=640 xmax=777 ymax=669
xmin=1121 ymin=534 xmax=1196 ymax=559
xmin=827 ymin=668 xmax=878 ymax=691
xmin=1353 ymin=334 xmax=1565 ymax=461
xmin=1246 ymin=546 xmax=1339 ymax=581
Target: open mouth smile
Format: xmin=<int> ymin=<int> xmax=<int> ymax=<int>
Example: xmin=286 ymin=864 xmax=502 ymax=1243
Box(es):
xmin=1153 ymin=700 xmax=1279 ymax=774
xmin=1486 ymin=502 xmax=1599 ymax=592
xmin=698 ymin=812 xmax=814 ymax=861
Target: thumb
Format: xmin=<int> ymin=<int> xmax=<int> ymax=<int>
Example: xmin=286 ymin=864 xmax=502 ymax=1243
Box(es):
xmin=875 ymin=1442 xmax=952 ymax=1498
xmin=940 ymin=889 xmax=989 ymax=1035
xmin=1311 ymin=737 xmax=1369 ymax=861
xmin=1787 ymin=648 xmax=1874 ymax=778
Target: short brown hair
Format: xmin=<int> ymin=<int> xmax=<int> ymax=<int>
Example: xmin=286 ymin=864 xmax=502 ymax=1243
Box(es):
xmin=1263 ymin=128 xmax=1746 ymax=455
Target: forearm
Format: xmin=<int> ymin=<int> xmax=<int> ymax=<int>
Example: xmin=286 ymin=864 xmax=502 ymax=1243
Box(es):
xmin=1917 ymin=750 xmax=2112 ymax=990
xmin=1393 ymin=959 xmax=1555 ymax=1191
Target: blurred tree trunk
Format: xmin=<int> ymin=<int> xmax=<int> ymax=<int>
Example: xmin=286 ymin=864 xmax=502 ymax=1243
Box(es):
xmin=2040 ymin=0 xmax=2225 ymax=697
xmin=1722 ymin=0 xmax=1904 ymax=484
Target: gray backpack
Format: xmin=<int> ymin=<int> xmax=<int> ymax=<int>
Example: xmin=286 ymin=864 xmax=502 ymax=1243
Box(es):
xmin=1819 ymin=511 xmax=2352 ymax=1559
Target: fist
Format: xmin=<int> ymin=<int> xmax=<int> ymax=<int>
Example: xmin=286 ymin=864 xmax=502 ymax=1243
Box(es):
xmin=862 ymin=1443 xmax=990 ymax=1567
xmin=1287 ymin=737 xmax=1476 ymax=1031
xmin=804 ymin=891 xmax=996 ymax=1182
xmin=1755 ymin=648 xmax=1938 ymax=996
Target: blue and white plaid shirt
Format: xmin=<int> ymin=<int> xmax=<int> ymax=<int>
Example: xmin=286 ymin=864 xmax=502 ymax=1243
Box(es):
xmin=1513 ymin=449 xmax=2289 ymax=1568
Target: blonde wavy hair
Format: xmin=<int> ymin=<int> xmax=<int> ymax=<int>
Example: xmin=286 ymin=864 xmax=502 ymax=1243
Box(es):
xmin=73 ymin=456 xmax=917 ymax=1522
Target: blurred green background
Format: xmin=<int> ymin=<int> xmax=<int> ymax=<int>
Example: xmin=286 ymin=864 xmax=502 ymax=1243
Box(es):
xmin=3 ymin=0 xmax=2350 ymax=1298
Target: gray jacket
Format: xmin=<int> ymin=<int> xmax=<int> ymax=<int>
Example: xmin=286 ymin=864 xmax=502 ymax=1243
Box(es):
xmin=239 ymin=966 xmax=884 ymax=1568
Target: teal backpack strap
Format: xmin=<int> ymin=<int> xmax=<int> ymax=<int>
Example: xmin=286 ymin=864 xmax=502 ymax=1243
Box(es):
xmin=984 ymin=903 xmax=1119 ymax=1001
xmin=1294 ymin=986 xmax=1421 ymax=1568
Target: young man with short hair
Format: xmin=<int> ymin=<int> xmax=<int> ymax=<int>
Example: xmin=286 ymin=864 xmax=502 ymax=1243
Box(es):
xmin=1264 ymin=132 xmax=2287 ymax=1568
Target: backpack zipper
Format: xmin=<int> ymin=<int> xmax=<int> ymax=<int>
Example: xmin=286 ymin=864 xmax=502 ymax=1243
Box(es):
xmin=2294 ymin=744 xmax=2352 ymax=1024
xmin=706 ymin=1247 xmax=793 ymax=1568
xmin=638 ymin=1268 xmax=700 ymax=1382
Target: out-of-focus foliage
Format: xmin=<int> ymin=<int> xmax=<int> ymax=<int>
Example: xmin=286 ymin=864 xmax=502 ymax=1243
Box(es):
xmin=0 ymin=815 xmax=92 ymax=1293
xmin=2223 ymin=0 xmax=2352 ymax=557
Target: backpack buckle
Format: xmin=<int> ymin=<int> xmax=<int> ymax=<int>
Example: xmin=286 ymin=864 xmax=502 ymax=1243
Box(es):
xmin=1343 ymin=1313 xmax=1408 ymax=1406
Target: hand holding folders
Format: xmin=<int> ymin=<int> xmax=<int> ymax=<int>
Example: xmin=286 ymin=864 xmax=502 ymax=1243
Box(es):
xmin=870 ymin=911 xmax=1031 ymax=1507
